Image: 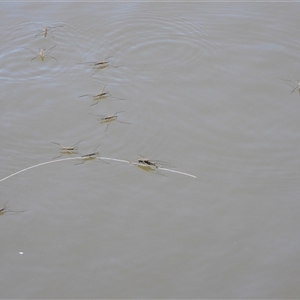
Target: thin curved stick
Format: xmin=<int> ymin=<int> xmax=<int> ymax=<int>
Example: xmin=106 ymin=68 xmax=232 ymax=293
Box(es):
xmin=97 ymin=157 xmax=131 ymax=164
xmin=157 ymin=167 xmax=197 ymax=178
xmin=0 ymin=157 xmax=82 ymax=183
xmin=0 ymin=156 xmax=196 ymax=184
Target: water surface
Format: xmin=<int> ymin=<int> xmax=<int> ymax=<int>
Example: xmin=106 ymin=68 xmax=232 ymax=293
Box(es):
xmin=1 ymin=2 xmax=300 ymax=299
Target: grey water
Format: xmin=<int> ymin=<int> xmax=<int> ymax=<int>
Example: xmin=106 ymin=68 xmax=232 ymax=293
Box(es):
xmin=1 ymin=2 xmax=300 ymax=299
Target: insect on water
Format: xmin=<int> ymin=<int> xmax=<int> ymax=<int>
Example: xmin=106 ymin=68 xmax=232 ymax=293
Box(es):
xmin=76 ymin=145 xmax=108 ymax=165
xmin=52 ymin=140 xmax=83 ymax=159
xmin=77 ymin=56 xmax=122 ymax=75
xmin=130 ymin=155 xmax=169 ymax=177
xmin=136 ymin=155 xmax=172 ymax=172
xmin=0 ymin=200 xmax=26 ymax=216
xmin=24 ymin=45 xmax=58 ymax=62
xmin=280 ymin=78 xmax=300 ymax=94
xmin=137 ymin=156 xmax=159 ymax=169
xmin=95 ymin=111 xmax=130 ymax=132
xmin=33 ymin=23 xmax=64 ymax=39
xmin=79 ymin=85 xmax=124 ymax=106
xmin=137 ymin=155 xmax=170 ymax=167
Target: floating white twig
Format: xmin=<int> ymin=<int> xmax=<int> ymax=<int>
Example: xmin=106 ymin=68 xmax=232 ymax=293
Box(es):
xmin=0 ymin=157 xmax=82 ymax=183
xmin=97 ymin=157 xmax=130 ymax=164
xmin=156 ymin=167 xmax=197 ymax=178
xmin=0 ymin=155 xmax=196 ymax=184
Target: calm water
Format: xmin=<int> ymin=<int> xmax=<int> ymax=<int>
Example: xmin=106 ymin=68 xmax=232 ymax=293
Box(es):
xmin=1 ymin=2 xmax=300 ymax=299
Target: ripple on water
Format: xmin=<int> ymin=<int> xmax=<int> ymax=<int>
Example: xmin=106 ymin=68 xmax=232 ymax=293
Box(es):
xmin=0 ymin=21 xmax=93 ymax=84
xmin=67 ymin=6 xmax=216 ymax=157
xmin=72 ymin=6 xmax=212 ymax=81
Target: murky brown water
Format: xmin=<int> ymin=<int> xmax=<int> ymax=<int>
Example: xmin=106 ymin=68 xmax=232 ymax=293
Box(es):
xmin=1 ymin=2 xmax=300 ymax=298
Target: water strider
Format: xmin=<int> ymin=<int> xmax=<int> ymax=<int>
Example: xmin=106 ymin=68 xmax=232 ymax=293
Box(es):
xmin=24 ymin=45 xmax=58 ymax=62
xmin=95 ymin=111 xmax=130 ymax=132
xmin=77 ymin=56 xmax=122 ymax=75
xmin=76 ymin=145 xmax=109 ymax=165
xmin=33 ymin=23 xmax=64 ymax=39
xmin=79 ymin=85 xmax=124 ymax=106
xmin=52 ymin=140 xmax=82 ymax=159
xmin=134 ymin=155 xmax=175 ymax=176
xmin=0 ymin=200 xmax=26 ymax=216
xmin=137 ymin=157 xmax=159 ymax=169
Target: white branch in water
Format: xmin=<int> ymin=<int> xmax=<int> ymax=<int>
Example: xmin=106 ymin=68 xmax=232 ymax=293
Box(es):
xmin=0 ymin=156 xmax=196 ymax=184
xmin=0 ymin=157 xmax=82 ymax=183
